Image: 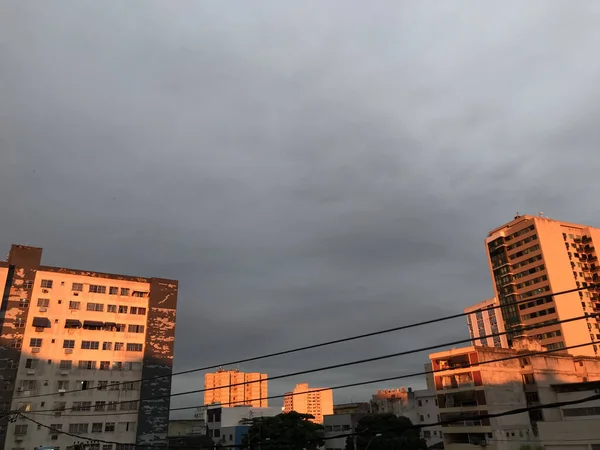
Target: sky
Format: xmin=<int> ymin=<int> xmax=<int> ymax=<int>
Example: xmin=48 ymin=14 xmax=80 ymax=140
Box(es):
xmin=2 ymin=1 xmax=600 ymax=418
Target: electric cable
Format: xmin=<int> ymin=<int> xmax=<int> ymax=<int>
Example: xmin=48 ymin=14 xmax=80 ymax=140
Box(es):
xmin=21 ymin=284 xmax=596 ymax=399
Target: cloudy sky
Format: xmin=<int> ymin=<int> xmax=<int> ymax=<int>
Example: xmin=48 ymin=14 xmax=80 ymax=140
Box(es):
xmin=2 ymin=1 xmax=600 ymax=418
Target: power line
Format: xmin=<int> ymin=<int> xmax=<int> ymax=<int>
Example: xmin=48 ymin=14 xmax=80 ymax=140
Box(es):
xmin=24 ymin=312 xmax=596 ymax=412
xmin=22 ymin=284 xmax=595 ymax=400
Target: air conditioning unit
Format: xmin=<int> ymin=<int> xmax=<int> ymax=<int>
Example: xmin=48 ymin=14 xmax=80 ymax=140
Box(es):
xmin=73 ymin=292 xmax=79 ymax=296
xmin=59 ymin=389 xmax=66 ymax=396
xmin=51 ymin=435 xmax=59 ymax=440
xmin=16 ymin=387 xmax=23 ymax=392
xmin=26 ymin=369 xmax=36 ymax=375
xmin=64 ymin=348 xmax=73 ymax=354
xmin=31 ymin=348 xmax=40 ymax=353
xmin=14 ymin=436 xmax=23 ymax=441
xmin=54 ymin=411 xmax=62 ymax=416
xmin=42 ymin=289 xmax=49 ymax=293
xmin=61 ymin=370 xmax=69 ymax=375
xmin=39 ymin=307 xmax=47 ymax=312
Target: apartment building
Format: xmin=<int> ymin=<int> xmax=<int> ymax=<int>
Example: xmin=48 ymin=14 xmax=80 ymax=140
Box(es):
xmin=204 ymin=369 xmax=268 ymax=407
xmin=283 ymin=383 xmax=333 ymax=424
xmin=486 ymin=214 xmax=600 ymax=356
xmin=429 ymin=336 xmax=600 ymax=450
xmin=0 ymin=245 xmax=178 ymax=450
xmin=465 ymin=298 xmax=509 ymax=349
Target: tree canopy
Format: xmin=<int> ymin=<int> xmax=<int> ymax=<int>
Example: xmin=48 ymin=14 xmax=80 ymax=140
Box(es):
xmin=345 ymin=414 xmax=427 ymax=450
xmin=241 ymin=411 xmax=324 ymax=450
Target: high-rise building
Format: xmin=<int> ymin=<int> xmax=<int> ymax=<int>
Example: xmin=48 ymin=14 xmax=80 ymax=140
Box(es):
xmin=464 ymin=298 xmax=509 ymax=348
xmin=485 ymin=214 xmax=600 ymax=356
xmin=283 ymin=383 xmax=333 ymax=424
xmin=0 ymin=244 xmax=178 ymax=450
xmin=204 ymin=369 xmax=268 ymax=407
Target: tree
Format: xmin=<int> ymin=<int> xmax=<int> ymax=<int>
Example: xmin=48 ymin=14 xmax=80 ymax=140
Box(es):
xmin=345 ymin=414 xmax=427 ymax=450
xmin=241 ymin=411 xmax=324 ymax=450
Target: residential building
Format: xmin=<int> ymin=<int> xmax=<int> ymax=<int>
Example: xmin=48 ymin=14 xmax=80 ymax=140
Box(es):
xmin=0 ymin=244 xmax=178 ymax=450
xmin=205 ymin=404 xmax=279 ymax=446
xmin=204 ymin=369 xmax=268 ymax=407
xmin=323 ymin=412 xmax=368 ymax=450
xmin=485 ymin=214 xmax=600 ymax=356
xmin=283 ymin=383 xmax=333 ymax=424
xmin=465 ymin=298 xmax=509 ymax=349
xmin=333 ymin=402 xmax=371 ymax=415
xmin=429 ymin=336 xmax=600 ymax=450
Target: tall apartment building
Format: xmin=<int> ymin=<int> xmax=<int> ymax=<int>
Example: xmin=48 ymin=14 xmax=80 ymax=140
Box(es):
xmin=486 ymin=214 xmax=600 ymax=356
xmin=283 ymin=383 xmax=333 ymax=424
xmin=429 ymin=336 xmax=600 ymax=450
xmin=0 ymin=245 xmax=178 ymax=450
xmin=204 ymin=369 xmax=268 ymax=407
xmin=465 ymin=298 xmax=509 ymax=349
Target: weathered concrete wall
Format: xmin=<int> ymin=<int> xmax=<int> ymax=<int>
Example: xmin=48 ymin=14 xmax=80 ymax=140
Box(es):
xmin=136 ymin=278 xmax=178 ymax=447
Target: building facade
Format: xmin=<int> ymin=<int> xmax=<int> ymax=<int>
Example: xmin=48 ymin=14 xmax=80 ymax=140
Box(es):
xmin=204 ymin=369 xmax=268 ymax=407
xmin=429 ymin=337 xmax=600 ymax=450
xmin=204 ymin=404 xmax=279 ymax=446
xmin=485 ymin=214 xmax=600 ymax=355
xmin=283 ymin=383 xmax=333 ymax=424
xmin=465 ymin=298 xmax=509 ymax=349
xmin=0 ymin=244 xmax=178 ymax=450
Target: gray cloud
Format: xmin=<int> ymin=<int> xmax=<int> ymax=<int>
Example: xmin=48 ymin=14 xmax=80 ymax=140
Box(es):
xmin=2 ymin=0 xmax=600 ymax=418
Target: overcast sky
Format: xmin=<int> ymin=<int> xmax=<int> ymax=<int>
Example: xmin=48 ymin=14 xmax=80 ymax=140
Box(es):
xmin=2 ymin=1 xmax=600 ymax=418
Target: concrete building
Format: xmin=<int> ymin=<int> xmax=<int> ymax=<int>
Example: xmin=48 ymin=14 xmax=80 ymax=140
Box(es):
xmin=429 ymin=336 xmax=600 ymax=450
xmin=465 ymin=298 xmax=509 ymax=349
xmin=485 ymin=214 xmax=600 ymax=356
xmin=333 ymin=402 xmax=371 ymax=415
xmin=283 ymin=383 xmax=333 ymax=424
xmin=0 ymin=244 xmax=178 ymax=450
xmin=205 ymin=404 xmax=279 ymax=447
xmin=204 ymin=369 xmax=268 ymax=407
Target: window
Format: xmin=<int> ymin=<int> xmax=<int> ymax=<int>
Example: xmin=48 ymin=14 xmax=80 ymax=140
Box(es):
xmin=109 ymin=287 xmax=118 ymax=295
xmin=127 ymin=325 xmax=145 ymax=334
xmin=97 ymin=381 xmax=108 ymax=391
xmin=132 ymin=291 xmax=147 ymax=298
xmin=95 ymin=401 xmax=106 ymax=412
xmin=130 ymin=307 xmax=147 ymax=315
xmin=523 ymin=373 xmax=536 ymax=385
xmin=102 ymin=342 xmax=112 ymax=351
xmin=19 ymin=380 xmax=36 ymax=391
xmin=419 ymin=415 xmax=424 ymax=422
xmin=78 ymin=361 xmax=96 ymax=370
xmin=92 ymin=423 xmax=103 ymax=433
xmin=81 ymin=341 xmax=100 ymax=350
xmin=14 ymin=318 xmax=24 ymax=328
xmin=72 ymin=283 xmax=83 ymax=292
xmin=418 ymin=400 xmax=422 ymax=406
xmin=100 ymin=361 xmax=110 ymax=370
xmin=103 ymin=446 xmax=113 ymax=450
xmin=72 ymin=401 xmax=92 ymax=411
xmin=11 ymin=338 xmax=22 ymax=349
xmin=89 ymin=285 xmax=106 ymax=294
xmin=105 ymin=422 xmax=115 ymax=432
xmin=118 ymin=306 xmax=128 ymax=314
xmin=69 ymin=424 xmax=88 ymax=434
xmin=24 ymin=280 xmax=34 ymax=290
xmin=37 ymin=298 xmax=50 ymax=307
xmin=114 ymin=342 xmax=124 ymax=351
xmin=122 ymin=382 xmax=140 ymax=391
xmin=107 ymin=305 xmax=117 ymax=313
xmin=16 ymin=403 xmax=31 ymax=412
xmin=116 ymin=445 xmax=136 ymax=450
xmin=115 ymin=324 xmax=126 ymax=332
xmin=41 ymin=280 xmax=53 ymax=289
xmin=117 ymin=422 xmax=136 ymax=433
xmin=18 ymin=298 xmax=29 ymax=308
xmin=120 ymin=288 xmax=129 ymax=296
xmin=76 ymin=380 xmax=93 ymax=390
xmin=69 ymin=301 xmax=80 ymax=310
xmin=86 ymin=303 xmax=104 ymax=312
xmin=14 ymin=425 xmax=28 ymax=435
xmin=112 ymin=362 xmax=123 ymax=371
xmin=25 ymin=359 xmax=39 ymax=369
xmin=126 ymin=343 xmax=143 ymax=352
xmin=130 ymin=307 xmax=138 ymax=314
xmin=53 ymin=401 xmax=66 ymax=412
xmin=107 ymin=402 xmax=118 ymax=411
xmin=30 ymin=338 xmax=42 ymax=348
xmin=59 ymin=360 xmax=72 ymax=370
xmin=120 ymin=401 xmax=138 ymax=411
xmin=49 ymin=424 xmax=63 ymax=433
xmin=57 ymin=381 xmax=69 ymax=390
xmin=423 ymin=431 xmax=431 ymax=439
xmin=63 ymin=340 xmax=75 ymax=349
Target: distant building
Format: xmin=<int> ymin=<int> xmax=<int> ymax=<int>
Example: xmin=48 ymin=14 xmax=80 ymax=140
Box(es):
xmin=0 ymin=244 xmax=178 ymax=449
xmin=429 ymin=336 xmax=600 ymax=450
xmin=205 ymin=404 xmax=280 ymax=447
xmin=204 ymin=369 xmax=268 ymax=407
xmin=485 ymin=214 xmax=600 ymax=355
xmin=323 ymin=412 xmax=369 ymax=450
xmin=465 ymin=298 xmax=509 ymax=348
xmin=333 ymin=402 xmax=371 ymax=415
xmin=283 ymin=383 xmax=333 ymax=424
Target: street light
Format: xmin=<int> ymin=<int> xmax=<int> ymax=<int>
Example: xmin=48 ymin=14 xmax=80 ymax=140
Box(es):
xmin=365 ymin=433 xmax=382 ymax=450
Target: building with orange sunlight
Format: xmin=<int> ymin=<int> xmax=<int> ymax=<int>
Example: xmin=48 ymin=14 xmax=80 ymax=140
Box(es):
xmin=485 ymin=214 xmax=600 ymax=356
xmin=204 ymin=369 xmax=268 ymax=407
xmin=0 ymin=244 xmax=178 ymax=449
xmin=283 ymin=383 xmax=333 ymax=424
xmin=429 ymin=336 xmax=600 ymax=450
xmin=465 ymin=298 xmax=509 ymax=349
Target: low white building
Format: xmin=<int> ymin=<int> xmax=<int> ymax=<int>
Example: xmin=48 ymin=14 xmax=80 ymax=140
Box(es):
xmin=205 ymin=404 xmax=280 ymax=446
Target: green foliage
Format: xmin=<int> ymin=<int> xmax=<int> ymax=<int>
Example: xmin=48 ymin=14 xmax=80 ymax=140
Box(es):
xmin=344 ymin=414 xmax=427 ymax=450
xmin=241 ymin=411 xmax=325 ymax=450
